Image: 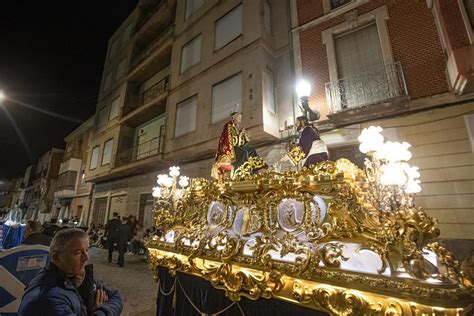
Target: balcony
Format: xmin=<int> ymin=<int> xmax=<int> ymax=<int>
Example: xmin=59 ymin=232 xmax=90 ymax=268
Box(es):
xmin=325 ymin=62 xmax=408 ymax=114
xmin=63 ymin=150 xmax=82 ymax=161
xmin=129 ymin=26 xmax=173 ymax=81
xmin=122 ymin=75 xmax=169 ymax=126
xmin=54 ymin=170 xmax=78 ymax=199
xmin=114 ymin=127 xmax=165 ymax=169
xmin=59 ymin=157 xmax=82 ymax=174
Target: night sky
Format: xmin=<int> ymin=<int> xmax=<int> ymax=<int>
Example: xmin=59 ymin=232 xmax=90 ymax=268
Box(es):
xmin=0 ymin=1 xmax=138 ymax=180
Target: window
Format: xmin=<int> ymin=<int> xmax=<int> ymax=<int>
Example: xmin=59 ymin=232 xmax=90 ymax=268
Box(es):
xmin=263 ymin=69 xmax=276 ymax=113
xmin=90 ymin=146 xmax=99 ymax=170
xmin=97 ymin=107 xmax=108 ymax=128
xmin=109 ymin=97 xmax=120 ymax=121
xmin=123 ymin=23 xmax=134 ymax=43
xmin=103 ymin=73 xmax=112 ymax=91
xmin=175 ymin=96 xmax=197 ymax=137
xmin=185 ymin=0 xmax=203 ymax=19
xmin=334 ymin=23 xmax=385 ymax=108
xmin=264 ymin=0 xmax=272 ymax=35
xmin=101 ymin=139 xmax=113 ymax=165
xmin=215 ymin=5 xmax=242 ymax=50
xmin=331 ymin=0 xmax=351 ymax=10
xmin=180 ymin=35 xmax=201 ymax=73
xmin=116 ymin=59 xmax=126 ymax=81
xmin=212 ymin=73 xmax=242 ymax=124
xmin=109 ymin=39 xmax=119 ymax=58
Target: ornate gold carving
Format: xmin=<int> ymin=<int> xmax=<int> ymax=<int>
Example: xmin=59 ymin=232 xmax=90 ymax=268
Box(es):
xmin=147 ymin=159 xmax=474 ymax=315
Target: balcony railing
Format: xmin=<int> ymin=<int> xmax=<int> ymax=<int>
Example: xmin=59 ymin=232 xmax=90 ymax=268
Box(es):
xmin=130 ymin=26 xmax=173 ymax=69
xmin=140 ymin=76 xmax=170 ymax=106
xmin=114 ymin=126 xmax=165 ymax=168
xmin=325 ymin=62 xmax=408 ymax=114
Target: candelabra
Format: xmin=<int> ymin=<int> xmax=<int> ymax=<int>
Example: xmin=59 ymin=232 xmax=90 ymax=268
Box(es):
xmin=358 ymin=126 xmax=421 ymax=213
xmin=152 ymin=166 xmax=190 ymax=212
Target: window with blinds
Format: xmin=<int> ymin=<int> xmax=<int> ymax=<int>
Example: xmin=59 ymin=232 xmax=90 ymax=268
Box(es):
xmin=97 ymin=107 xmax=108 ymax=128
xmin=103 ymin=73 xmax=112 ymax=91
xmin=116 ymin=59 xmax=126 ymax=81
xmin=215 ymin=5 xmax=242 ymax=50
xmin=185 ymin=0 xmax=203 ymax=19
xmin=101 ymin=139 xmax=113 ymax=165
xmin=334 ymin=23 xmax=387 ymax=108
xmin=211 ymin=73 xmax=242 ymax=124
xmin=175 ymin=96 xmax=197 ymax=137
xmin=180 ymin=35 xmax=201 ymax=73
xmin=109 ymin=97 xmax=120 ymax=121
xmin=90 ymin=146 xmax=99 ymax=170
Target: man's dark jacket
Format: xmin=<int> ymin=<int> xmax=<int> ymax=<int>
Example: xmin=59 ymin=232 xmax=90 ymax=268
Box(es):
xmin=18 ymin=262 xmax=123 ymax=316
xmin=117 ymin=223 xmax=132 ymax=246
xmin=22 ymin=232 xmax=52 ymax=247
xmin=106 ymin=218 xmax=121 ymax=240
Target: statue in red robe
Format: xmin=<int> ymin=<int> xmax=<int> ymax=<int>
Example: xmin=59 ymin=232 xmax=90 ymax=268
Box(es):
xmin=211 ymin=112 xmax=264 ymax=178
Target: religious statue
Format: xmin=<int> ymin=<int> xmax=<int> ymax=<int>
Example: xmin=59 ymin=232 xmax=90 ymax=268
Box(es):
xmin=284 ymin=114 xmax=329 ymax=168
xmin=211 ymin=112 xmax=266 ymax=178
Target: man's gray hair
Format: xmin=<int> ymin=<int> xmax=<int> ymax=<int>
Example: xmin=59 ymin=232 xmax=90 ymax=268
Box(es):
xmin=50 ymin=228 xmax=88 ymax=258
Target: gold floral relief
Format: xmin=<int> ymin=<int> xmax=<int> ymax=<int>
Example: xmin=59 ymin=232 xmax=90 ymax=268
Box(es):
xmin=147 ymin=159 xmax=474 ymax=315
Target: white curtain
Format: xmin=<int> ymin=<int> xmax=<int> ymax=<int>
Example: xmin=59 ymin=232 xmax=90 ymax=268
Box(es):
xmin=180 ymin=35 xmax=201 ymax=73
xmin=175 ymin=96 xmax=197 ymax=137
xmin=215 ymin=5 xmax=242 ymax=50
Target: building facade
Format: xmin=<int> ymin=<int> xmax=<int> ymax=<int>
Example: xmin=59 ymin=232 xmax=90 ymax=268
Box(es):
xmin=291 ymin=0 xmax=474 ymax=257
xmin=53 ymin=117 xmax=94 ymax=225
xmin=25 ymin=148 xmax=64 ymax=222
xmin=85 ymin=0 xmax=296 ymax=227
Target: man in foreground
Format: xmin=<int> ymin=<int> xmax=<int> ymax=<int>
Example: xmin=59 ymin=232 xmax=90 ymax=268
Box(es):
xmin=18 ymin=228 xmax=123 ymax=315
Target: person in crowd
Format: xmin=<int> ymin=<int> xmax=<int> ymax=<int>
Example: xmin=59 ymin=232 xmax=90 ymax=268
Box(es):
xmin=18 ymin=228 xmax=123 ymax=315
xmin=22 ymin=220 xmax=52 ymax=247
xmin=131 ymin=223 xmax=145 ymax=255
xmin=117 ymin=217 xmax=132 ymax=267
xmin=87 ymin=223 xmax=98 ymax=245
xmin=42 ymin=218 xmax=59 ymax=237
xmin=106 ymin=212 xmax=121 ymax=263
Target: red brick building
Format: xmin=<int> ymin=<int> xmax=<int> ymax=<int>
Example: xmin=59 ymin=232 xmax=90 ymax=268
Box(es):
xmin=291 ymin=0 xmax=474 ymax=257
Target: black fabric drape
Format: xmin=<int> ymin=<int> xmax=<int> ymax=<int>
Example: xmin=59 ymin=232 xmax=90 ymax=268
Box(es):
xmin=156 ymin=267 xmax=329 ymax=316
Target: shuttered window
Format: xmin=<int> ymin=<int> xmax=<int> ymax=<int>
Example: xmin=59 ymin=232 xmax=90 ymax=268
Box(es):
xmin=175 ymin=96 xmax=197 ymax=137
xmin=185 ymin=0 xmax=203 ymax=19
xmin=464 ymin=0 xmax=474 ymax=29
xmin=215 ymin=5 xmax=242 ymax=50
xmin=109 ymin=97 xmax=120 ymax=121
xmin=101 ymin=139 xmax=113 ymax=165
xmin=212 ymin=73 xmax=242 ymax=124
xmin=90 ymin=146 xmax=99 ymax=170
xmin=180 ymin=35 xmax=201 ymax=73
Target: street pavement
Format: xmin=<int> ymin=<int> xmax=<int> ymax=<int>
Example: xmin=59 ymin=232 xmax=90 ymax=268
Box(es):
xmin=88 ymin=247 xmax=157 ymax=316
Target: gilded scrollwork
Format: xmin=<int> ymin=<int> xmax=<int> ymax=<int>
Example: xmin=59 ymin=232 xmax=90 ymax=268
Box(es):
xmin=148 ymin=158 xmax=474 ymax=315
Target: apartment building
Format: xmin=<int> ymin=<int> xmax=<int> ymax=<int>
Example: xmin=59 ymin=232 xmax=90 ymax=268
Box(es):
xmin=24 ymin=148 xmax=64 ymax=222
xmin=291 ymin=0 xmax=474 ymax=256
xmin=85 ymin=0 xmax=295 ymax=226
xmin=53 ymin=117 xmax=94 ymax=224
xmin=85 ymin=0 xmax=175 ymax=226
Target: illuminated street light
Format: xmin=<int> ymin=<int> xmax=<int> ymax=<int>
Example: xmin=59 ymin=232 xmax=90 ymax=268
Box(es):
xmin=0 ymin=90 xmax=5 ymax=103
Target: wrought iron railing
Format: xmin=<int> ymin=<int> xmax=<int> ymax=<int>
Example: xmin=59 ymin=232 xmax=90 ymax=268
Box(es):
xmin=140 ymin=76 xmax=170 ymax=106
xmin=114 ymin=125 xmax=165 ymax=168
xmin=325 ymin=62 xmax=408 ymax=114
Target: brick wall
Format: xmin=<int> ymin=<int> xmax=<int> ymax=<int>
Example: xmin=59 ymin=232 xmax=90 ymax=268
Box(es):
xmin=438 ymin=0 xmax=471 ymax=50
xmin=297 ymin=0 xmax=449 ymax=117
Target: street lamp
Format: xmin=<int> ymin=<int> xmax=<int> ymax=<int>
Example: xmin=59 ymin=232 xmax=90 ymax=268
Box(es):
xmin=0 ymin=90 xmax=5 ymax=103
xmin=295 ymin=79 xmax=319 ymax=121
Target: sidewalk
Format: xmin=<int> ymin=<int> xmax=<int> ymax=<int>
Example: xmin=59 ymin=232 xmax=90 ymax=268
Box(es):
xmin=88 ymin=247 xmax=157 ymax=316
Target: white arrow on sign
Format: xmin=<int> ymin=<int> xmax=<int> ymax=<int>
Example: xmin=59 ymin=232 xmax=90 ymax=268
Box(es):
xmin=0 ymin=266 xmax=25 ymax=313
